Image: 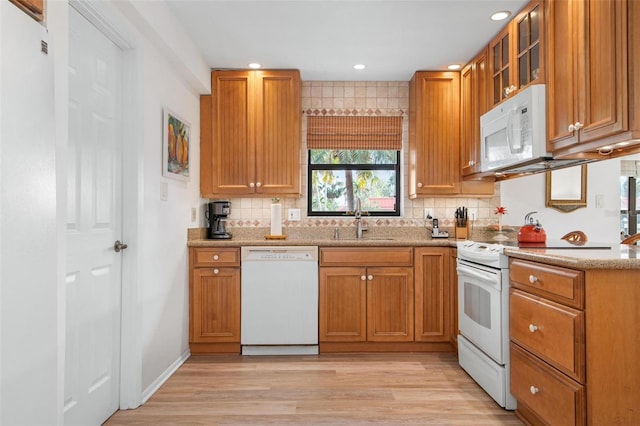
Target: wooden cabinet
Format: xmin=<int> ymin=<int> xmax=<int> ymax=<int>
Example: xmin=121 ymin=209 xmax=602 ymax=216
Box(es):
xmin=189 ymin=247 xmax=241 ymax=354
xmin=319 ymin=248 xmax=413 ymax=344
xmin=509 ymin=257 xmax=640 ymax=425
xmin=459 ymin=49 xmax=497 ymax=192
xmin=200 ymin=69 xmax=301 ymax=197
xmin=546 ymin=0 xmax=638 ymax=155
xmin=409 ymin=71 xmax=493 ymax=196
xmin=10 ymin=0 xmax=44 ymax=21
xmin=414 ymin=247 xmax=450 ymax=343
xmin=448 ymin=247 xmax=458 ymax=349
xmin=489 ymin=0 xmax=544 ymax=106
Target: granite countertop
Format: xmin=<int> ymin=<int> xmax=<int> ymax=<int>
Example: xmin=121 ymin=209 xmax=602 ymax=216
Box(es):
xmin=187 ymin=226 xmax=640 ymax=269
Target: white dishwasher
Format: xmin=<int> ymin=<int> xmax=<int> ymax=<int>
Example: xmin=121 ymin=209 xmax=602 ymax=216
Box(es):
xmin=241 ymin=246 xmax=319 ymax=355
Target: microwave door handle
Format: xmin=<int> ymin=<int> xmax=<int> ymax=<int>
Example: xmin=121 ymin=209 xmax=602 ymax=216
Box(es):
xmin=507 ymin=108 xmax=524 ymax=154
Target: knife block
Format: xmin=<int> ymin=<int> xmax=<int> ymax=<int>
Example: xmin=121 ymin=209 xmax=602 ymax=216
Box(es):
xmin=455 ymin=222 xmax=470 ymax=240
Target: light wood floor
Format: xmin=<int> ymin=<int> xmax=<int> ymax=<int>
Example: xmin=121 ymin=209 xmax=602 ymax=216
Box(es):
xmin=105 ymin=352 xmax=522 ymax=425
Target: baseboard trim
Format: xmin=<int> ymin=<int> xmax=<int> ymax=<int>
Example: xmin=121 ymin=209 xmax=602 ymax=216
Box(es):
xmin=141 ymin=349 xmax=190 ymax=404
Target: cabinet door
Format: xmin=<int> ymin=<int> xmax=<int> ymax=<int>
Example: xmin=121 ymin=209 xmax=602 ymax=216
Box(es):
xmin=409 ymin=71 xmax=461 ymax=196
xmin=548 ymin=0 xmax=627 ymax=151
xmin=546 ymin=0 xmax=583 ymax=149
xmin=515 ymin=0 xmax=544 ymax=89
xmin=577 ymin=0 xmax=627 ymax=144
xmin=319 ymin=267 xmax=367 ymax=342
xmin=208 ymin=70 xmax=256 ymax=195
xmin=489 ymin=24 xmax=514 ymax=106
xmin=254 ymin=70 xmax=301 ymax=195
xmin=190 ymin=267 xmax=240 ymax=343
xmin=414 ymin=248 xmax=450 ymax=342
xmin=366 ymin=267 xmax=414 ymax=342
xmin=460 ymin=62 xmax=474 ymax=177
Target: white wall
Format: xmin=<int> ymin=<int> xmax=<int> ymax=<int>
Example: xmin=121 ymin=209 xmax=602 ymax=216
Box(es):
xmin=1 ymin=0 xmax=209 ymax=423
xmin=501 ymin=154 xmax=638 ymax=243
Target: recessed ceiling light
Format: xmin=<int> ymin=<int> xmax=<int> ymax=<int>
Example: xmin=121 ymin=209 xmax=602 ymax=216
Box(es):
xmin=353 ymin=64 xmax=366 ymax=70
xmin=448 ymin=64 xmax=461 ymax=70
xmin=491 ymin=10 xmax=511 ymax=21
xmin=248 ymin=63 xmax=261 ymax=69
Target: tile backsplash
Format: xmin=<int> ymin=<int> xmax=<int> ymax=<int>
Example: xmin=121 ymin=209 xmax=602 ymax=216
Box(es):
xmin=216 ymin=81 xmax=502 ymax=230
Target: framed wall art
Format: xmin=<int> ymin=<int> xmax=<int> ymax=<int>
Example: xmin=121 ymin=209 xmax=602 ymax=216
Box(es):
xmin=162 ymin=108 xmax=190 ymax=181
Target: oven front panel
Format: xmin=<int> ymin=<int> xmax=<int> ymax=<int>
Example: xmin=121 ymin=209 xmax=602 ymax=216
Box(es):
xmin=457 ymin=260 xmax=505 ymax=364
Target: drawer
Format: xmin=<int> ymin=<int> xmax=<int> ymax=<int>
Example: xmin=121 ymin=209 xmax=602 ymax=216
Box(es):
xmin=320 ymin=247 xmax=413 ymax=267
xmin=511 ymin=343 xmax=585 ymax=426
xmin=509 ymin=258 xmax=584 ymax=308
xmin=510 ymin=289 xmax=585 ymax=382
xmin=191 ymin=247 xmax=240 ymax=267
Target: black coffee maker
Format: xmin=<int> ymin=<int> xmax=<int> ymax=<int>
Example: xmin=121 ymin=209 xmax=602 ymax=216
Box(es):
xmin=206 ymin=201 xmax=232 ymax=239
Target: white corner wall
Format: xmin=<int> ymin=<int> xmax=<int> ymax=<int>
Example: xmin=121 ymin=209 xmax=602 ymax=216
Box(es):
xmin=500 ymin=154 xmax=638 ymax=243
xmin=102 ymin=1 xmax=208 ymax=396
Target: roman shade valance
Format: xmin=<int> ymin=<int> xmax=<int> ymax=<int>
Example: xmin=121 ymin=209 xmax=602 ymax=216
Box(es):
xmin=306 ymin=116 xmax=403 ymax=150
xmin=621 ymin=160 xmax=640 ymax=177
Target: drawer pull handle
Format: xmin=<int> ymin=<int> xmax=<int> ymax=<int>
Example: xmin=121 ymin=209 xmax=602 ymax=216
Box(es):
xmin=213 ymin=269 xmax=219 ymax=275
xmin=530 ymin=385 xmax=539 ymax=395
xmin=528 ymin=275 xmax=539 ymax=284
xmin=361 ymin=275 xmax=367 ymax=281
xmin=367 ymin=275 xmax=373 ymax=281
xmin=213 ymin=255 xmax=219 ymax=261
xmin=529 ymin=324 xmax=539 ymax=333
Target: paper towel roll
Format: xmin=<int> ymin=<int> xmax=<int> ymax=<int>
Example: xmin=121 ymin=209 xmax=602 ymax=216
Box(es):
xmin=270 ymin=203 xmax=282 ymax=236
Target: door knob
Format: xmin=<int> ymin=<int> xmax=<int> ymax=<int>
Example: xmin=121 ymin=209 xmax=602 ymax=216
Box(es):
xmin=114 ymin=240 xmax=128 ymax=252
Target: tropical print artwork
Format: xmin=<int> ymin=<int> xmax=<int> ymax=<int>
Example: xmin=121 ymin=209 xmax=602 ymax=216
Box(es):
xmin=164 ymin=110 xmax=190 ymax=180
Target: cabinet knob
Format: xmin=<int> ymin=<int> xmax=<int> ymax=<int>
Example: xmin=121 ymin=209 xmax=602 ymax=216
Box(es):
xmin=574 ymin=121 xmax=584 ymax=130
xmin=530 ymin=385 xmax=539 ymax=395
xmin=528 ymin=275 xmax=538 ymax=284
xmin=568 ymin=123 xmax=576 ymax=132
xmin=417 ymin=182 xmax=423 ymax=188
xmin=213 ymin=255 xmax=219 ymax=261
xmin=469 ymin=160 xmax=475 ymax=166
xmin=256 ymin=182 xmax=262 ymax=187
xmin=529 ymin=324 xmax=539 ymax=333
xmin=249 ymin=182 xmax=255 ymax=188
xmin=213 ymin=269 xmax=219 ymax=275
xmin=361 ymin=275 xmax=367 ymax=281
xmin=367 ymin=275 xmax=373 ymax=281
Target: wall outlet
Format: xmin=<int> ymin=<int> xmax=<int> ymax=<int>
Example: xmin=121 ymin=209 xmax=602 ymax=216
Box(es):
xmin=288 ymin=208 xmax=301 ymax=221
xmin=467 ymin=208 xmax=478 ymax=221
xmin=595 ymin=194 xmax=605 ymax=208
xmin=424 ymin=209 xmax=432 ymax=220
xmin=191 ymin=207 xmax=197 ymax=222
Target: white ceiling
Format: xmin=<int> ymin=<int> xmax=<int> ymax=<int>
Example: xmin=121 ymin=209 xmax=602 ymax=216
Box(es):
xmin=166 ymin=0 xmax=529 ymax=81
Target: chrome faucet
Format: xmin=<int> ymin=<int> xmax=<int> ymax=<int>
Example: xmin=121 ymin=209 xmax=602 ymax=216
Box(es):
xmin=354 ymin=198 xmax=368 ymax=239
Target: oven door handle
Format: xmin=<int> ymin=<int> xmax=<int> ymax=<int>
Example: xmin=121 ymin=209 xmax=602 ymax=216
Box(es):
xmin=457 ymin=266 xmax=498 ymax=285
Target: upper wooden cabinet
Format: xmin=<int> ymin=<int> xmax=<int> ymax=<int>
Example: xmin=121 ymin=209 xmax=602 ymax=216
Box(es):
xmin=409 ymin=71 xmax=460 ymax=197
xmin=461 ymin=48 xmax=493 ymax=179
xmin=489 ymin=0 xmax=544 ymax=107
xmin=10 ymin=0 xmax=44 ymax=21
xmin=547 ymin=0 xmax=640 ymax=157
xmin=200 ymin=69 xmax=301 ymax=197
xmin=410 ymin=71 xmax=494 ymax=197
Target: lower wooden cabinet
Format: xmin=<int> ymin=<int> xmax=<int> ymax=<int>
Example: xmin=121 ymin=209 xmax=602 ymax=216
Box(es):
xmin=319 ymin=246 xmax=454 ymax=352
xmin=189 ymin=247 xmax=241 ymax=354
xmin=414 ymin=247 xmax=450 ymax=342
xmin=319 ymin=264 xmax=414 ymax=343
xmin=509 ymin=258 xmax=640 ymax=425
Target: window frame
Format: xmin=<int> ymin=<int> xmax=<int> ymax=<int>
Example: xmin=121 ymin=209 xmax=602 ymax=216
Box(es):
xmin=306 ymin=150 xmax=401 ymax=217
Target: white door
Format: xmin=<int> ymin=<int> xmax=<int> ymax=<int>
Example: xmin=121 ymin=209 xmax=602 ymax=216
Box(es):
xmin=64 ymin=6 xmax=124 ymax=425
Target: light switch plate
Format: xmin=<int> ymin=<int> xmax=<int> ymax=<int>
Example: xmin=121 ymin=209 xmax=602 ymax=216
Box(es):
xmin=160 ymin=182 xmax=168 ymax=201
xmin=288 ymin=208 xmax=301 ymax=221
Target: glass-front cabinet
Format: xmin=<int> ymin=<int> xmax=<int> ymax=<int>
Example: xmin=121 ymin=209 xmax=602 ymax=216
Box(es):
xmin=489 ymin=0 xmax=544 ymax=107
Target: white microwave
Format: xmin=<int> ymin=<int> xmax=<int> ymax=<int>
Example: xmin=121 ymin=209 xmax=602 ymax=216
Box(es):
xmin=479 ymin=84 xmax=547 ymax=172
